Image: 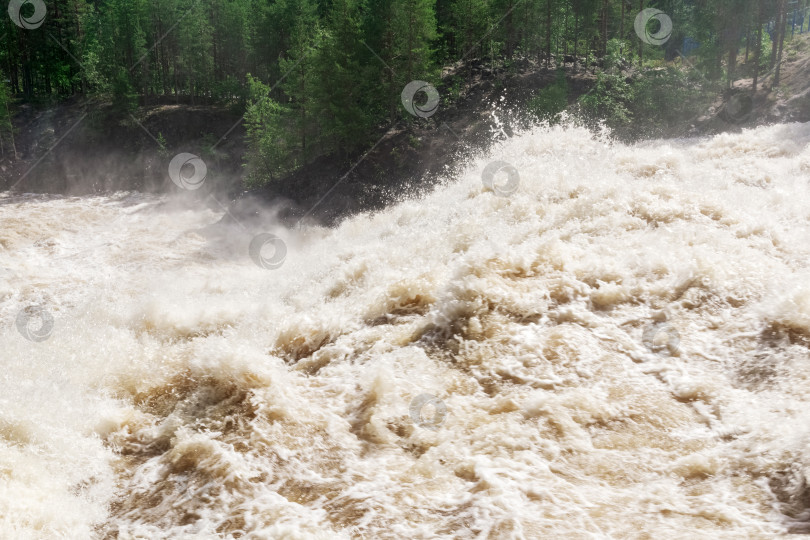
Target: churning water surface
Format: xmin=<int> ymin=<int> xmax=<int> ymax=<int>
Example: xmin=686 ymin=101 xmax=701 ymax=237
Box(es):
xmin=3 ymin=122 xmax=810 ymax=538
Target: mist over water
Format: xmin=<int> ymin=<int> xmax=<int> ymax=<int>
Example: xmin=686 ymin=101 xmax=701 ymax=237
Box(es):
xmin=3 ymin=122 xmax=810 ymax=538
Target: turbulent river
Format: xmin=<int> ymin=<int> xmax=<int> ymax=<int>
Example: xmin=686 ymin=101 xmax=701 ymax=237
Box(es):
xmin=3 ymin=122 xmax=810 ymax=538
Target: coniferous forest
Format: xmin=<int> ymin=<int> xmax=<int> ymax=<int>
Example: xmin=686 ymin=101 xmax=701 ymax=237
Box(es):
xmin=1 ymin=0 xmax=809 ymax=185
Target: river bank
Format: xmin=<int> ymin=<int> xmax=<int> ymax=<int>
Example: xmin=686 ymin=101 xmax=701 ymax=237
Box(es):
xmin=2 ymin=37 xmax=810 ymax=227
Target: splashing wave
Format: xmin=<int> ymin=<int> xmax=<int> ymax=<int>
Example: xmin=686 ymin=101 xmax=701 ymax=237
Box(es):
xmin=2 ymin=122 xmax=810 ymax=537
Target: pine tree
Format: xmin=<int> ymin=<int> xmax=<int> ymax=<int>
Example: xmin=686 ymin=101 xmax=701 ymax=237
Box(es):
xmin=451 ymin=0 xmax=491 ymax=60
xmin=312 ymin=0 xmax=374 ymax=157
xmin=365 ymin=0 xmax=437 ymax=122
xmin=279 ymin=0 xmax=321 ymax=159
xmin=0 ymin=79 xmax=17 ymax=160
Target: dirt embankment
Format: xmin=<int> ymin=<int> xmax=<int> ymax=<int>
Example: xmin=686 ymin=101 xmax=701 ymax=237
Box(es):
xmin=690 ymin=33 xmax=810 ymax=135
xmin=1 ymin=59 xmax=593 ymax=224
xmin=0 ymin=96 xmax=245 ymax=196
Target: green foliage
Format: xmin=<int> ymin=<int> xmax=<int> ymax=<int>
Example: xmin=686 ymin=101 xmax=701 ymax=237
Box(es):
xmin=450 ymin=0 xmax=491 ymax=58
xmin=604 ymin=39 xmax=632 ymax=72
xmin=111 ymin=69 xmax=138 ymax=113
xmin=365 ymin=0 xmax=438 ymax=122
xmin=156 ymin=132 xmax=169 ymax=158
xmin=759 ymin=31 xmax=774 ymax=71
xmin=578 ymin=66 xmax=712 ymax=138
xmin=578 ymin=71 xmax=634 ymax=129
xmin=630 ymin=68 xmax=709 ymax=137
xmin=0 ymin=80 xmax=11 ymax=131
xmin=211 ymin=76 xmax=247 ymax=106
xmin=444 ymin=76 xmax=464 ymax=104
xmin=528 ymin=69 xmax=568 ymax=121
xmin=0 ymin=79 xmax=15 ymax=158
xmin=243 ymin=75 xmax=295 ymax=187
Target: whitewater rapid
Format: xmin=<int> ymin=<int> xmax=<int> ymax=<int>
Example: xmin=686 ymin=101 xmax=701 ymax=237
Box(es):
xmin=3 ymin=122 xmax=810 ymax=538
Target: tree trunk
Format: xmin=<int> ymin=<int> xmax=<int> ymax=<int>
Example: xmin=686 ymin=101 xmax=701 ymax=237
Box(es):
xmin=775 ymin=0 xmax=788 ymax=85
xmin=771 ymin=0 xmax=784 ymax=68
xmin=744 ymin=25 xmax=750 ymax=63
xmin=563 ymin=11 xmax=568 ymax=67
xmin=505 ymin=0 xmax=515 ymax=59
xmin=620 ymin=0 xmax=625 ymax=58
xmin=573 ymin=13 xmax=579 ymax=70
xmin=753 ymin=4 xmax=763 ymax=92
xmin=638 ymin=0 xmax=644 ymax=67
xmin=602 ymin=0 xmax=609 ymax=58
xmin=546 ymin=0 xmax=552 ymax=67
xmin=728 ymin=14 xmax=741 ymax=88
xmin=4 ymin=100 xmax=17 ymax=160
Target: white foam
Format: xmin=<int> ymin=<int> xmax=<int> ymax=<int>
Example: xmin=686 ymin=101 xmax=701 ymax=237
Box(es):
xmin=2 ymin=122 xmax=810 ymax=537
